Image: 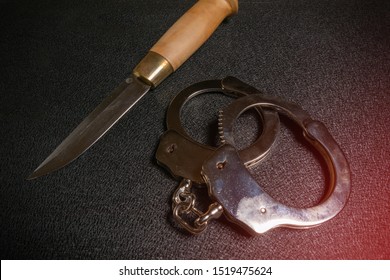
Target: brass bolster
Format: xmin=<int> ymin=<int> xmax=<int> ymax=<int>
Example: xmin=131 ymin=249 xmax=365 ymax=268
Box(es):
xmin=132 ymin=51 xmax=174 ymax=88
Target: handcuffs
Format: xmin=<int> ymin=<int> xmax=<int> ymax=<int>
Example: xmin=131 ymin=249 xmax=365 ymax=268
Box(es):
xmin=156 ymin=76 xmax=351 ymax=235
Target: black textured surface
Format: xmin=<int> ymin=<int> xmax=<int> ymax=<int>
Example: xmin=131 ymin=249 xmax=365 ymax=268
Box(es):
xmin=1 ymin=0 xmax=389 ymax=259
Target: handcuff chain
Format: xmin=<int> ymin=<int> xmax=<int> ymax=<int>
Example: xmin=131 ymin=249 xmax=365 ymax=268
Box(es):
xmin=172 ymin=179 xmax=223 ymax=234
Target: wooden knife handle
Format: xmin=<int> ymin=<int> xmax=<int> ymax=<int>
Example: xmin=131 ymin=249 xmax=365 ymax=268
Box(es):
xmin=133 ymin=0 xmax=238 ymax=87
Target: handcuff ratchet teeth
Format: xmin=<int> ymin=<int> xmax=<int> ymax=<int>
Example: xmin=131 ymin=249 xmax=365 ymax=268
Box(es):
xmin=202 ymin=94 xmax=351 ymax=235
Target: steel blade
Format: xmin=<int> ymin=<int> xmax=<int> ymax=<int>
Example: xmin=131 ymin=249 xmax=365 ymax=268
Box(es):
xmin=28 ymin=77 xmax=151 ymax=179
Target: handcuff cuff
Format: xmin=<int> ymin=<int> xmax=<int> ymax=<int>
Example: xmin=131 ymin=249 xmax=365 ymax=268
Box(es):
xmin=156 ymin=76 xmax=351 ymax=235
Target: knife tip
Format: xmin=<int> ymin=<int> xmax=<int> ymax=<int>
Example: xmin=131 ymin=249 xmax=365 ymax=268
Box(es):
xmin=26 ymin=171 xmax=38 ymax=180
xmin=26 ymin=167 xmax=46 ymax=180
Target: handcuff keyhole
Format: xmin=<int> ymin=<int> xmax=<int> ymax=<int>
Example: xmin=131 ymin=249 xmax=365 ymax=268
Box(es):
xmin=167 ymin=144 xmax=177 ymax=154
xmin=216 ymin=161 xmax=226 ymax=170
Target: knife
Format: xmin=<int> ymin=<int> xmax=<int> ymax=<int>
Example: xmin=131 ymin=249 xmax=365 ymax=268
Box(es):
xmin=28 ymin=0 xmax=239 ymax=179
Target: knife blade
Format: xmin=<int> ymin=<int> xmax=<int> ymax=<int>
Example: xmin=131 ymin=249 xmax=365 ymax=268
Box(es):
xmin=28 ymin=0 xmax=239 ymax=179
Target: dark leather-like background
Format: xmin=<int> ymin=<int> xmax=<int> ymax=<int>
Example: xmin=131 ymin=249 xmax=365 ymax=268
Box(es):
xmin=1 ymin=0 xmax=389 ymax=259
